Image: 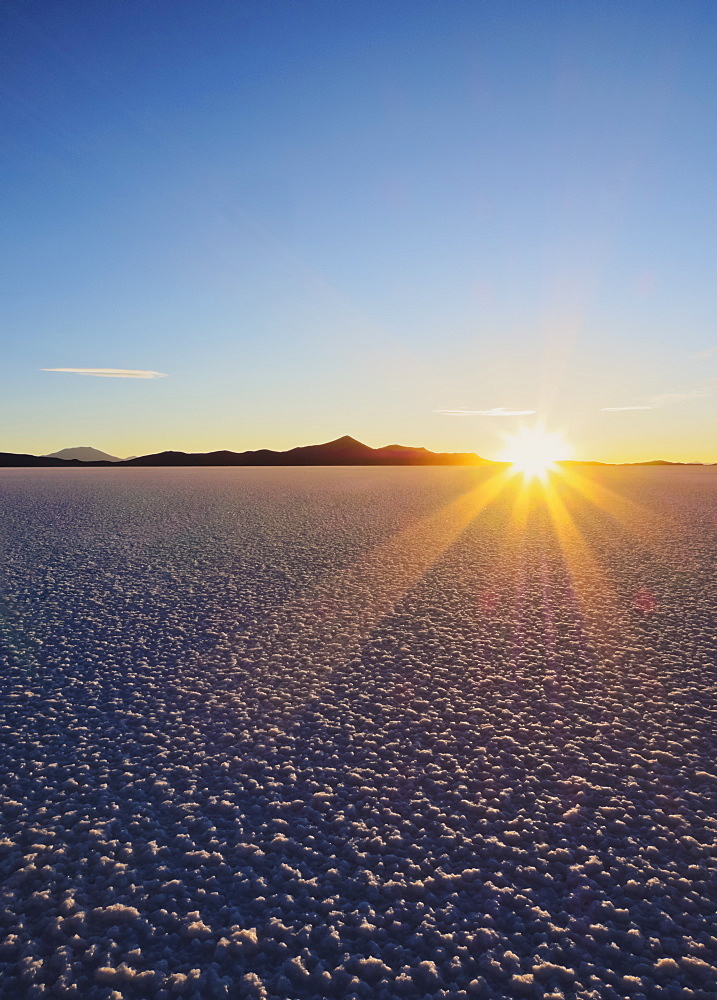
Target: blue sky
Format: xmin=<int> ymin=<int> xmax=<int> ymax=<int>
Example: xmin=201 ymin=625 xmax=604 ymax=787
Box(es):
xmin=2 ymin=0 xmax=717 ymax=461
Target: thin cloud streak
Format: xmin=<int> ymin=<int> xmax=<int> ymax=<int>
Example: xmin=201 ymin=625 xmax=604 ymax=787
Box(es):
xmin=41 ymin=368 xmax=168 ymax=379
xmin=601 ymin=405 xmax=656 ymax=411
xmin=436 ymin=407 xmax=536 ymax=417
xmin=602 ymin=386 xmax=712 ymax=411
xmin=689 ymin=346 xmax=717 ymax=360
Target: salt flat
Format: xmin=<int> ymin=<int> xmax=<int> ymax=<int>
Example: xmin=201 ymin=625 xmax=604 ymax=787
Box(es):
xmin=0 ymin=467 xmax=715 ymax=999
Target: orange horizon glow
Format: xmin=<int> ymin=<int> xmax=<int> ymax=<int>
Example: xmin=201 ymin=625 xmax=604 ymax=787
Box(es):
xmin=5 ymin=427 xmax=717 ymax=468
xmin=499 ymin=426 xmax=575 ymax=480
xmin=252 ymin=457 xmax=688 ymax=715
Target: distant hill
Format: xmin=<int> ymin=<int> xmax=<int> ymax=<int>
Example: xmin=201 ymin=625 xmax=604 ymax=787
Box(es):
xmin=124 ymin=435 xmax=493 ymax=467
xmin=1 ymin=437 xmax=714 ymax=468
xmin=45 ymin=446 xmax=122 ymax=462
xmin=629 ymin=459 xmax=704 ymax=466
xmin=0 ymin=452 xmax=94 ymax=467
xmin=0 ymin=436 xmax=491 ymax=468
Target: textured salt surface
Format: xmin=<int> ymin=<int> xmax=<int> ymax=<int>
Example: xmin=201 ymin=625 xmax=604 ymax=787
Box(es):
xmin=0 ymin=466 xmax=715 ymax=999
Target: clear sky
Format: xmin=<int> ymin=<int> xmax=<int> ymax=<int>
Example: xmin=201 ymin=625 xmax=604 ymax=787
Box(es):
xmin=2 ymin=0 xmax=717 ymax=462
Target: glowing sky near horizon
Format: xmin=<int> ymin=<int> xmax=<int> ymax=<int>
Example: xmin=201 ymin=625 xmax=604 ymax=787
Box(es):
xmin=2 ymin=0 xmax=717 ymax=462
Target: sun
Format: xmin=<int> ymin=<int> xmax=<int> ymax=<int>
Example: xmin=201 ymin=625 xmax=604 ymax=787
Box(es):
xmin=499 ymin=426 xmax=573 ymax=480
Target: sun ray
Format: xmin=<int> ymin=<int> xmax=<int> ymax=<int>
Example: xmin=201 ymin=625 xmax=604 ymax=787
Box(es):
xmin=242 ymin=467 xmax=515 ymax=715
xmin=556 ymin=464 xmax=704 ymax=578
xmin=539 ymin=474 xmax=629 ymax=645
xmin=557 ymin=464 xmax=654 ymax=525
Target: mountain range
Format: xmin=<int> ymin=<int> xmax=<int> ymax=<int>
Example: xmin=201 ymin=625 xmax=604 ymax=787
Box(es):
xmin=0 ymin=436 xmax=710 ymax=468
xmin=1 ymin=436 xmax=491 ymax=468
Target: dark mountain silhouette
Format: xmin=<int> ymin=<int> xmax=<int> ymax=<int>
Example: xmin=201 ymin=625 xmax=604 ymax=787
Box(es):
xmin=123 ymin=435 xmax=493 ymax=467
xmin=0 ymin=452 xmax=94 ymax=467
xmin=0 ymin=437 xmax=713 ymax=468
xmin=631 ymin=459 xmax=703 ymax=466
xmin=45 ymin=446 xmax=122 ymax=462
xmin=0 ymin=437 xmax=490 ymax=468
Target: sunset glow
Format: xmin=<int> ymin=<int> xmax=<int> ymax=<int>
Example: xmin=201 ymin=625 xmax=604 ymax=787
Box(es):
xmin=2 ymin=5 xmax=717 ymax=1000
xmin=499 ymin=426 xmax=574 ymax=480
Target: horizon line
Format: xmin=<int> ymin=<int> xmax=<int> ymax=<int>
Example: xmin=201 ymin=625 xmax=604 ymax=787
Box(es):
xmin=2 ymin=436 xmax=715 ymax=468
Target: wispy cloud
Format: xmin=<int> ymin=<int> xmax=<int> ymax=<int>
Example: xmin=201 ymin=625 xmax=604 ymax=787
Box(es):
xmin=601 ymin=405 xmax=656 ymax=411
xmin=41 ymin=368 xmax=168 ymax=379
xmin=602 ymin=386 xmax=712 ymax=411
xmin=436 ymin=407 xmax=536 ymax=417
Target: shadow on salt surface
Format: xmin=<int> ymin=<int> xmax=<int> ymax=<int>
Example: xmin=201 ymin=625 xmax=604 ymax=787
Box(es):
xmin=171 ymin=468 xmax=717 ymax=999
xmin=0 ymin=467 xmax=716 ymax=998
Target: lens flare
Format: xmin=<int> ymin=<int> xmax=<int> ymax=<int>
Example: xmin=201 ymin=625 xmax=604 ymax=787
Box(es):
xmin=499 ymin=426 xmax=573 ymax=479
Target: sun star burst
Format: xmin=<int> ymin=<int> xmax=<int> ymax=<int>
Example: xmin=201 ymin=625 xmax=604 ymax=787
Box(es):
xmin=499 ymin=426 xmax=573 ymax=480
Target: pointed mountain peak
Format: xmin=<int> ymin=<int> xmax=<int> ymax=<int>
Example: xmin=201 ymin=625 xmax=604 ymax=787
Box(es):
xmin=330 ymin=435 xmax=367 ymax=447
